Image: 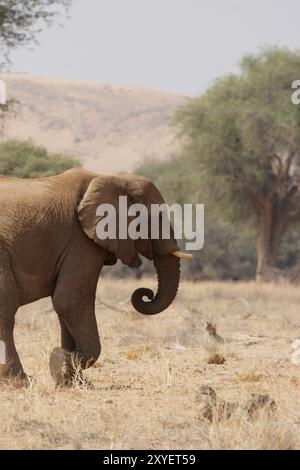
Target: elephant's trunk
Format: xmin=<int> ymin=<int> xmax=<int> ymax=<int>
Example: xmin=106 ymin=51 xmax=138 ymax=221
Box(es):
xmin=131 ymin=254 xmax=180 ymax=315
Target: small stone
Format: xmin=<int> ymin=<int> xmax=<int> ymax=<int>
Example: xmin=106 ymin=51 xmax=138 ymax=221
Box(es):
xmin=207 ymin=354 xmax=225 ymax=364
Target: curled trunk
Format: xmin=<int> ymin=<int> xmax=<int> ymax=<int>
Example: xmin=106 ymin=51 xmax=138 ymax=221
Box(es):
xmin=131 ymin=254 xmax=180 ymax=315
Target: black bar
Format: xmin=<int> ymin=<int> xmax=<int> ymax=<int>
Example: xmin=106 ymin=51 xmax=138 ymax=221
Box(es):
xmin=0 ymin=450 xmax=299 ymax=465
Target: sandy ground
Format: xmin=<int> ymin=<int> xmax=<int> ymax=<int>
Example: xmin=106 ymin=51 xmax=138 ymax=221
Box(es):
xmin=1 ymin=279 xmax=300 ymax=450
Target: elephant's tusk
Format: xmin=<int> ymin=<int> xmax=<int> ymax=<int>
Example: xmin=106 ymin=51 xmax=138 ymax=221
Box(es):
xmin=172 ymin=250 xmax=194 ymax=260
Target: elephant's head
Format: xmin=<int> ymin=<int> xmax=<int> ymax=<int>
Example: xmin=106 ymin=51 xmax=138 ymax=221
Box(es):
xmin=77 ymin=174 xmax=191 ymax=315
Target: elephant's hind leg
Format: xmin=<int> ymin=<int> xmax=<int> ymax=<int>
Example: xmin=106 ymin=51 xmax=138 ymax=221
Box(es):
xmin=0 ymin=269 xmax=27 ymax=386
xmin=0 ymin=316 xmax=25 ymax=383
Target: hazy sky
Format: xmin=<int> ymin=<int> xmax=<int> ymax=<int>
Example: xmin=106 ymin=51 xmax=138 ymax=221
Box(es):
xmin=9 ymin=0 xmax=300 ymax=96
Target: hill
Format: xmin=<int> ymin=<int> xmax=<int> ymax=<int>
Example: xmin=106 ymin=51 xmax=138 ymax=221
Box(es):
xmin=0 ymin=75 xmax=186 ymax=174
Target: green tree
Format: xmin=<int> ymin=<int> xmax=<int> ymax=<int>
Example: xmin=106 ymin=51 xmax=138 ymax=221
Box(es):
xmin=0 ymin=1 xmax=72 ymax=135
xmin=175 ymin=47 xmax=300 ymax=279
xmin=138 ymin=157 xmax=257 ymax=281
xmin=0 ymin=139 xmax=79 ymax=177
xmin=0 ymin=0 xmax=71 ymax=68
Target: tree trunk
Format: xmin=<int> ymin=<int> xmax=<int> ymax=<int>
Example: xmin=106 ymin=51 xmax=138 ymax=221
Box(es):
xmin=269 ymin=206 xmax=289 ymax=264
xmin=256 ymin=204 xmax=273 ymax=281
xmin=256 ymin=201 xmax=288 ymax=281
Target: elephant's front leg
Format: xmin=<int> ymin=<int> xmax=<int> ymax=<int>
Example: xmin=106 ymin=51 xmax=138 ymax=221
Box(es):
xmin=48 ymin=318 xmax=77 ymax=387
xmin=50 ymin=243 xmax=103 ymax=387
xmin=50 ymin=297 xmax=101 ymax=387
xmin=59 ymin=317 xmax=76 ymax=352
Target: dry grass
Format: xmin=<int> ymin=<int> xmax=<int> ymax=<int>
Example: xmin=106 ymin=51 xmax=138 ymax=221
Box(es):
xmin=1 ymin=279 xmax=300 ymax=449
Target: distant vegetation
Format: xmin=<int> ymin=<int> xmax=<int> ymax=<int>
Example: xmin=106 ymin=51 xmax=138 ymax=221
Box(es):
xmin=0 ymin=1 xmax=73 ymax=159
xmin=138 ymin=47 xmax=300 ymax=280
xmin=0 ymin=140 xmax=79 ymax=178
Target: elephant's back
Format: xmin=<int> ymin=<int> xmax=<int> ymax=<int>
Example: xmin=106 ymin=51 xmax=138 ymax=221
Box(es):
xmin=0 ymin=169 xmax=93 ymax=210
xmin=0 ymin=177 xmax=79 ymax=299
xmin=0 ymin=175 xmax=80 ymax=212
xmin=0 ymin=169 xmax=94 ymax=244
xmin=0 ymin=177 xmax=80 ymax=245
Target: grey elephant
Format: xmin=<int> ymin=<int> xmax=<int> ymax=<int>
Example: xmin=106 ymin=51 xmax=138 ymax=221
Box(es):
xmin=0 ymin=168 xmax=190 ymax=386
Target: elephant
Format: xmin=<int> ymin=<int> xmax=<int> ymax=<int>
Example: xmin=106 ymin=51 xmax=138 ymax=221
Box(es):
xmin=0 ymin=168 xmax=190 ymax=386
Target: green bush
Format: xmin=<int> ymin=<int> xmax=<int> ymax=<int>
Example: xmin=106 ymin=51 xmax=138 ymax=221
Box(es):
xmin=0 ymin=139 xmax=79 ymax=178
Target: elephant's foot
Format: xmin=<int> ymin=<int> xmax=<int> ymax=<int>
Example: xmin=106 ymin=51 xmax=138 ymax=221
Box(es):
xmin=49 ymin=347 xmax=85 ymax=388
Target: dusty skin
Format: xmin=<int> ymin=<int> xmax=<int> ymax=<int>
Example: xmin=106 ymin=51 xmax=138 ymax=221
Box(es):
xmin=1 ymin=279 xmax=300 ymax=450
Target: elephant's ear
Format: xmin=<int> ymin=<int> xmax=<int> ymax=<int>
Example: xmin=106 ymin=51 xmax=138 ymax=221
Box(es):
xmin=77 ymin=176 xmax=150 ymax=268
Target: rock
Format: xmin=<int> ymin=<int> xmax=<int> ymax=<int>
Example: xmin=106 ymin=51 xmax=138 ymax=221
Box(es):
xmin=196 ymin=385 xmax=276 ymax=423
xmin=196 ymin=385 xmax=217 ymax=422
xmin=217 ymin=400 xmax=239 ymax=420
xmin=207 ymin=354 xmax=225 ymax=364
xmin=244 ymin=394 xmax=276 ymax=418
xmin=198 ymin=385 xmax=217 ymax=402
